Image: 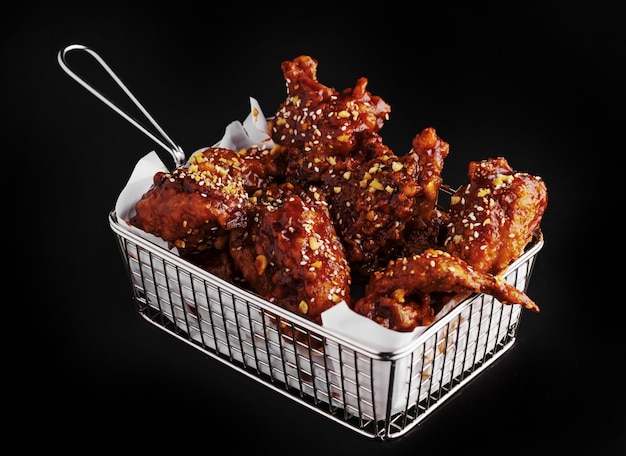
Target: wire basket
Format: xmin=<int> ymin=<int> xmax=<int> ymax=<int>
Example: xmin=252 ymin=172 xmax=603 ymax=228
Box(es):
xmin=58 ymin=43 xmax=545 ymax=440
xmin=109 ymin=210 xmax=543 ymax=440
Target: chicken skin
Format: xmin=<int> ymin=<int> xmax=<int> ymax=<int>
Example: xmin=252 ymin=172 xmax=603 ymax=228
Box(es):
xmin=352 ymin=248 xmax=540 ymax=332
xmin=130 ymin=147 xmax=252 ymax=256
xmin=130 ymin=145 xmax=286 ymax=258
xmin=270 ymin=55 xmax=392 ymax=185
xmin=444 ymin=157 xmax=548 ymax=275
xmin=229 ymin=182 xmax=352 ymax=324
xmin=321 ymin=127 xmax=450 ymax=276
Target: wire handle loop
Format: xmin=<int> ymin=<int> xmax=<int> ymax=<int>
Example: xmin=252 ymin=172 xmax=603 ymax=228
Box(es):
xmin=57 ymin=44 xmax=185 ymax=167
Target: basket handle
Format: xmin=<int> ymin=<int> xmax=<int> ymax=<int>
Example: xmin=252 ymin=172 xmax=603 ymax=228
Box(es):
xmin=57 ymin=43 xmax=185 ymax=167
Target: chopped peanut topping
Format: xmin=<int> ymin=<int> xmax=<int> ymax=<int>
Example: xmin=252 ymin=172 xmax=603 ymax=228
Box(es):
xmin=309 ymin=236 xmax=321 ymax=250
xmin=255 ymin=255 xmax=268 ymax=275
xmin=369 ymin=178 xmax=384 ymax=192
xmin=392 ymin=289 xmax=406 ymax=303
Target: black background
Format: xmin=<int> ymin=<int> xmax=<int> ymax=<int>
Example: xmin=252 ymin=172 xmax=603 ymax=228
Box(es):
xmin=11 ymin=3 xmax=624 ymax=453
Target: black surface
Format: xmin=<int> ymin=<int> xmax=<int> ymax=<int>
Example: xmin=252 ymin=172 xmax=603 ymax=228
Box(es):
xmin=13 ymin=4 xmax=624 ymax=453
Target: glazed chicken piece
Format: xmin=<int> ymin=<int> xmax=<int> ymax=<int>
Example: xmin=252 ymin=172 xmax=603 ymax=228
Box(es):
xmin=396 ymin=126 xmax=451 ymax=257
xmin=130 ymin=147 xmax=252 ymax=256
xmin=180 ymin=247 xmax=247 ymax=286
xmin=229 ymin=182 xmax=352 ymax=325
xmin=321 ymin=127 xmax=450 ymax=277
xmin=130 ymin=145 xmax=286 ymax=258
xmin=236 ymin=144 xmax=287 ymax=193
xmin=410 ymin=126 xmax=450 ymax=218
xmin=270 ymin=55 xmax=392 ymax=185
xmin=444 ymin=157 xmax=548 ymax=275
xmin=352 ymin=248 xmax=540 ymax=332
xmin=399 ymin=208 xmax=449 ymax=258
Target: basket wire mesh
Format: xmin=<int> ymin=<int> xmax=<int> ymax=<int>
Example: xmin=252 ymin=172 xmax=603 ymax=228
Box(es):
xmin=109 ymin=210 xmax=543 ymax=440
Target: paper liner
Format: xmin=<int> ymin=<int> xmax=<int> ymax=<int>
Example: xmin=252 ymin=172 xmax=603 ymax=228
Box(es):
xmin=114 ymin=98 xmax=532 ymax=419
xmin=123 ymin=242 xmax=523 ymax=418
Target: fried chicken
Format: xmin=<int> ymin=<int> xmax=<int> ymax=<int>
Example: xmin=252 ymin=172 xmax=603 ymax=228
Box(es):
xmin=320 ymin=127 xmax=450 ymax=276
xmin=128 ymin=55 xmax=549 ymax=334
xmin=130 ymin=145 xmax=287 ymax=258
xmin=270 ymin=55 xmax=392 ymax=185
xmin=130 ymin=147 xmax=252 ymax=256
xmin=352 ymin=157 xmax=547 ymax=331
xmin=352 ymin=248 xmax=539 ymax=332
xmin=443 ymin=157 xmax=548 ymax=275
xmin=236 ymin=144 xmax=287 ymax=193
xmin=229 ymin=182 xmax=352 ymax=324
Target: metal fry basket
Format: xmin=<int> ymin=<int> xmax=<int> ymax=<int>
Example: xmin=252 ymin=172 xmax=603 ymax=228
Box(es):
xmin=109 ymin=210 xmax=543 ymax=440
xmin=60 ymin=43 xmax=545 ymax=440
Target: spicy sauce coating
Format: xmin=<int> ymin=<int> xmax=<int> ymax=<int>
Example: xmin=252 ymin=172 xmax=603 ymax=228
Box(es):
xmin=130 ymin=147 xmax=251 ymax=255
xmin=236 ymin=144 xmax=287 ymax=193
xmin=352 ymin=248 xmax=539 ymax=332
xmin=411 ymin=126 xmax=450 ymax=218
xmin=270 ymin=55 xmax=391 ymax=185
xmin=130 ymin=145 xmax=287 ymax=256
xmin=321 ymin=127 xmax=450 ymax=276
xmin=229 ymin=182 xmax=352 ymax=324
xmin=444 ymin=157 xmax=548 ymax=275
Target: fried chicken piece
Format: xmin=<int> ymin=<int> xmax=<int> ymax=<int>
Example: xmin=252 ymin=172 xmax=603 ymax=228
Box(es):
xmin=352 ymin=249 xmax=539 ymax=332
xmin=400 ymin=208 xmax=449 ymax=257
xmin=181 ymin=247 xmax=247 ymax=287
xmin=321 ymin=127 xmax=450 ymax=276
xmin=130 ymin=144 xmax=287 ymax=256
xmin=229 ymin=182 xmax=352 ymax=325
xmin=130 ymin=147 xmax=252 ymax=256
xmin=444 ymin=157 xmax=548 ymax=275
xmin=395 ymin=127 xmax=452 ymax=256
xmin=270 ymin=55 xmax=391 ymax=185
xmin=236 ymin=144 xmax=287 ymax=193
xmin=411 ymin=126 xmax=450 ymax=218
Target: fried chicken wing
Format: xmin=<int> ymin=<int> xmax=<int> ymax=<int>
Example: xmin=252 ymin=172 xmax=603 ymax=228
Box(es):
xmin=444 ymin=157 xmax=548 ymax=275
xmin=229 ymin=182 xmax=352 ymax=324
xmin=237 ymin=144 xmax=287 ymax=192
xmin=411 ymin=126 xmax=450 ymax=217
xmin=270 ymin=55 xmax=392 ymax=185
xmin=321 ymin=127 xmax=450 ymax=276
xmin=130 ymin=145 xmax=287 ymax=257
xmin=352 ymin=249 xmax=539 ymax=332
xmin=130 ymin=147 xmax=252 ymax=256
xmin=400 ymin=209 xmax=449 ymax=257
